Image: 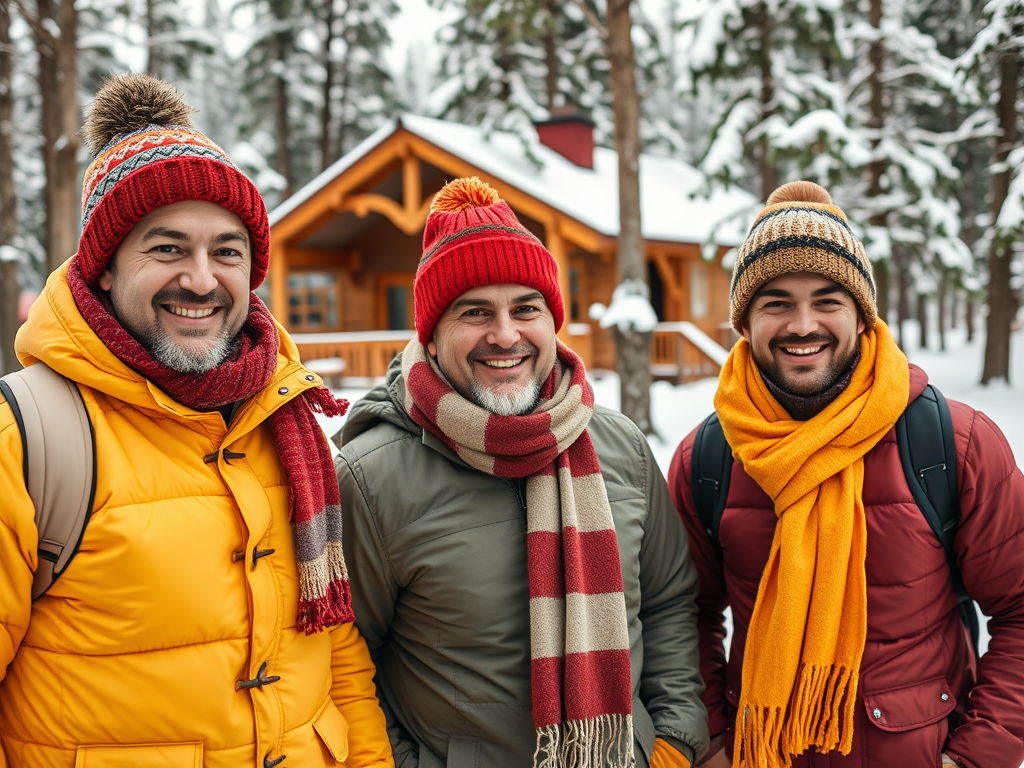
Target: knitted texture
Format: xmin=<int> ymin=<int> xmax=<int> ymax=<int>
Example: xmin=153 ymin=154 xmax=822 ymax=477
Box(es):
xmin=76 ymin=84 xmax=270 ymax=289
xmin=714 ymin=320 xmax=909 ymax=768
xmin=414 ymin=177 xmax=564 ymax=343
xmin=730 ymin=181 xmax=876 ymax=332
xmin=67 ymin=259 xmax=353 ymax=634
xmin=397 ymin=337 xmax=634 ymax=768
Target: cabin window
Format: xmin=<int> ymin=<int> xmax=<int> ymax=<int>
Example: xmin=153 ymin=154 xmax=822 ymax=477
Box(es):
xmin=386 ymin=286 xmax=409 ymax=330
xmin=647 ymin=261 xmax=665 ymax=321
xmin=288 ymin=271 xmax=339 ymax=331
xmin=690 ymin=262 xmax=708 ymax=319
xmin=569 ymin=266 xmax=580 ymax=322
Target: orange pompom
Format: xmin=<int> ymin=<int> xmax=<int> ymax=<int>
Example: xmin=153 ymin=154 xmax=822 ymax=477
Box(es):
xmin=430 ymin=177 xmax=501 ymax=213
xmin=766 ymin=180 xmax=832 ymax=207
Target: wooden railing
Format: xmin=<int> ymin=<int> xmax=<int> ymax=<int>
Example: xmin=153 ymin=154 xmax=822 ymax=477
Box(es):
xmin=293 ymin=325 xmax=595 ymax=383
xmin=651 ymin=322 xmax=729 ymax=383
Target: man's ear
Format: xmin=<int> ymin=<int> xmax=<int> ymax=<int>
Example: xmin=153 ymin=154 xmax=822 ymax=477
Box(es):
xmin=740 ymin=314 xmax=751 ymax=342
xmin=427 ymin=340 xmax=437 ymax=357
xmin=98 ymin=268 xmax=114 ymax=292
xmin=858 ymin=310 xmax=866 ymax=335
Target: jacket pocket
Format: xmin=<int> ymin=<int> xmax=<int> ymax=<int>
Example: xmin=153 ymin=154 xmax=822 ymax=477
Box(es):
xmin=862 ymin=676 xmax=956 ymax=767
xmin=445 ymin=735 xmax=480 ymax=768
xmin=312 ymin=701 xmax=351 ymax=763
xmin=74 ymin=743 xmax=202 ymax=768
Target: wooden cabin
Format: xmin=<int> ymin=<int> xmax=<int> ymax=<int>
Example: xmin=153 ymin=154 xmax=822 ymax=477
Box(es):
xmin=267 ymin=112 xmax=755 ymax=382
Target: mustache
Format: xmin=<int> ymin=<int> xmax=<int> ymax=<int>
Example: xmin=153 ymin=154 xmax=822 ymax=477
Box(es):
xmin=769 ymin=333 xmax=835 ymax=351
xmin=153 ymin=288 xmax=232 ymax=307
xmin=469 ymin=343 xmax=537 ymax=362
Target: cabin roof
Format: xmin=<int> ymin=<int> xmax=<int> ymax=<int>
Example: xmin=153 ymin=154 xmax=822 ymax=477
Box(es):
xmin=269 ymin=113 xmax=757 ymax=247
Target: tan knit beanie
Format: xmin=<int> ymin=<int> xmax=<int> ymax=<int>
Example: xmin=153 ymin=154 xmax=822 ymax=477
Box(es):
xmin=729 ymin=180 xmax=877 ymax=332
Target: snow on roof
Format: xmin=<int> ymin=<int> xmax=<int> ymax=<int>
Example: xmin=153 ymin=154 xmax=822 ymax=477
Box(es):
xmin=270 ymin=113 xmax=757 ymax=246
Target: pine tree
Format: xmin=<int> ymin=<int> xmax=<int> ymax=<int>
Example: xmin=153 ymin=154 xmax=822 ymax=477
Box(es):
xmin=318 ymin=0 xmax=398 ymax=169
xmin=430 ymin=0 xmax=611 ymax=146
xmin=960 ymin=0 xmax=1024 ymax=383
xmin=1 ymin=0 xmax=19 ymax=374
xmin=680 ymin=0 xmax=847 ymax=201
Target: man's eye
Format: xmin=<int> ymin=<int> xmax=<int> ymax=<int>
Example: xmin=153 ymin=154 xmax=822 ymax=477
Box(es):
xmin=463 ymin=308 xmax=485 ymax=317
xmin=217 ymin=248 xmax=243 ymax=259
xmin=152 ymin=244 xmax=180 ymax=255
xmin=515 ymin=305 xmax=538 ymax=314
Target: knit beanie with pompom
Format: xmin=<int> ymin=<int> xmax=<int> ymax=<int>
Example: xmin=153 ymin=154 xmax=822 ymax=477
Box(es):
xmin=413 ymin=177 xmax=565 ymax=344
xmin=76 ymin=74 xmax=270 ymax=289
xmin=729 ymin=180 xmax=877 ymax=332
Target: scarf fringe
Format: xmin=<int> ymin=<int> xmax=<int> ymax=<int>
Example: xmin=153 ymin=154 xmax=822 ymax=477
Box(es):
xmin=736 ymin=664 xmax=856 ymax=768
xmin=533 ymin=715 xmax=635 ymax=768
xmin=297 ymin=579 xmax=355 ymax=635
xmin=304 ymin=386 xmax=350 ymax=418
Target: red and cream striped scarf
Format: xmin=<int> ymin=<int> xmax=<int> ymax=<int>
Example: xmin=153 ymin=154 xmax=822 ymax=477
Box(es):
xmin=68 ymin=259 xmax=353 ymax=634
xmin=399 ymin=337 xmax=635 ymax=768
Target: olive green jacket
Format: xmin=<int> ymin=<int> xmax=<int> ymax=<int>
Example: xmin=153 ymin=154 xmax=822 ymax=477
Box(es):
xmin=336 ymin=357 xmax=708 ymax=768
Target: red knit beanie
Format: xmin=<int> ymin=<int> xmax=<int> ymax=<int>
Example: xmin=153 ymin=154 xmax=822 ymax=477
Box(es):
xmin=415 ymin=178 xmax=565 ymax=344
xmin=76 ymin=74 xmax=270 ymax=289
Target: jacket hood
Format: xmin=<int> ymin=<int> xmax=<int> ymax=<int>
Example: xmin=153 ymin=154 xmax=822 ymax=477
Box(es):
xmin=15 ymin=259 xmax=306 ymax=418
xmin=341 ymin=352 xmax=420 ymax=446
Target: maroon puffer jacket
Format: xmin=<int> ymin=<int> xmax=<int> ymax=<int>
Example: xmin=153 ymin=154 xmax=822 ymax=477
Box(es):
xmin=668 ymin=365 xmax=1024 ymax=768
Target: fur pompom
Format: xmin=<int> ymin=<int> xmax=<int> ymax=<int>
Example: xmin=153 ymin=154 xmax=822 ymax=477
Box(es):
xmin=430 ymin=177 xmax=501 ymax=213
xmin=83 ymin=74 xmax=195 ymax=154
xmin=766 ymin=180 xmax=833 ymax=207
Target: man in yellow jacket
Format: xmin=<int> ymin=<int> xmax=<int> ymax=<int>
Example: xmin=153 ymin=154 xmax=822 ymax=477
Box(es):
xmin=0 ymin=75 xmax=392 ymax=768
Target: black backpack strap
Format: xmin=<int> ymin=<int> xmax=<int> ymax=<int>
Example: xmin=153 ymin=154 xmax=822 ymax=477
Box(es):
xmin=896 ymin=384 xmax=979 ymax=657
xmin=691 ymin=413 xmax=733 ymax=546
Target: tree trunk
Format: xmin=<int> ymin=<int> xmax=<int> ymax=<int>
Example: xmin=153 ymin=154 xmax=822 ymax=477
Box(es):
xmin=866 ymin=0 xmax=888 ymax=329
xmin=332 ymin=12 xmax=353 ymax=162
xmin=917 ymin=291 xmax=929 ymax=350
xmin=982 ymin=44 xmax=1018 ymax=384
xmin=757 ymin=1 xmax=775 ymax=201
xmin=36 ymin=0 xmax=81 ymax=275
xmin=894 ymin=248 xmax=910 ymax=350
xmin=937 ymin=272 xmax=948 ymax=352
xmin=319 ymin=0 xmax=336 ymax=171
xmin=875 ymin=258 xmax=890 ymax=326
xmin=144 ymin=0 xmax=166 ymax=79
xmin=0 ymin=0 xmax=19 ymax=374
xmin=544 ymin=0 xmax=558 ymax=110
xmin=966 ymin=293 xmax=975 ymax=342
xmin=273 ymin=35 xmax=293 ymax=200
xmin=606 ymin=0 xmax=652 ymax=433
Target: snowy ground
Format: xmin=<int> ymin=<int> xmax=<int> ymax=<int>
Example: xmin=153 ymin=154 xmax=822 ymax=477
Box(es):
xmin=318 ymin=326 xmax=1023 ymax=662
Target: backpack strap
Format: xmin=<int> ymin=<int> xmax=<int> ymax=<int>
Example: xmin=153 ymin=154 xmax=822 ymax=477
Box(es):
xmin=0 ymin=364 xmax=96 ymax=601
xmin=895 ymin=383 xmax=979 ymax=657
xmin=691 ymin=413 xmax=733 ymax=546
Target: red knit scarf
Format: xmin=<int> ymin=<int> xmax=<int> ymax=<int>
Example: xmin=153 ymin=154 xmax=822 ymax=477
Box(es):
xmin=68 ymin=259 xmax=353 ymax=634
xmin=398 ymin=337 xmax=635 ymax=768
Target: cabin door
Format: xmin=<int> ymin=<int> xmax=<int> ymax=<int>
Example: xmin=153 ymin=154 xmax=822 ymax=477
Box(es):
xmin=376 ymin=273 xmax=416 ymax=330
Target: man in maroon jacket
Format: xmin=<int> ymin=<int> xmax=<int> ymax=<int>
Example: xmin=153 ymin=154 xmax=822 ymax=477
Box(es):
xmin=669 ymin=180 xmax=1024 ymax=768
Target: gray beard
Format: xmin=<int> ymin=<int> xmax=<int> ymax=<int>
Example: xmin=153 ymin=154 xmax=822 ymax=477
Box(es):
xmin=470 ymin=378 xmax=541 ymax=416
xmin=147 ymin=327 xmax=241 ymax=373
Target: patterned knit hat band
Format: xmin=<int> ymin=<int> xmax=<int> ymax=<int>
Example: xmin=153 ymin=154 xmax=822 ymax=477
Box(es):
xmin=414 ymin=178 xmax=565 ymax=344
xmin=75 ymin=75 xmax=270 ymax=289
xmin=82 ymin=125 xmax=236 ymax=225
xmin=730 ymin=182 xmax=877 ymax=332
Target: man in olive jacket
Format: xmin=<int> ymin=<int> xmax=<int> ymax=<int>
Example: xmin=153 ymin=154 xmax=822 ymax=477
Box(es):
xmin=336 ymin=178 xmax=707 ymax=768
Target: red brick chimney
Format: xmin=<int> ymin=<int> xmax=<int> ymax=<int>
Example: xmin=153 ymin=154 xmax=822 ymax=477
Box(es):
xmin=533 ymin=106 xmax=595 ymax=170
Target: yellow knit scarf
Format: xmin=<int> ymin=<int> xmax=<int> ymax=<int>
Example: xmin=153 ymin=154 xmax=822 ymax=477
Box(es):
xmin=714 ymin=321 xmax=909 ymax=768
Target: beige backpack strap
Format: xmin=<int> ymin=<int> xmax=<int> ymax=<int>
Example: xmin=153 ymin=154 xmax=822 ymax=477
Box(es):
xmin=0 ymin=364 xmax=95 ymax=600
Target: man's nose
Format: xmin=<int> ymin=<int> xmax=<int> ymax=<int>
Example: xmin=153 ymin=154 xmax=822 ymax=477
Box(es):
xmin=786 ymin=304 xmax=818 ymax=336
xmin=487 ymin=313 xmax=521 ymax=348
xmin=179 ymin=251 xmax=218 ymax=297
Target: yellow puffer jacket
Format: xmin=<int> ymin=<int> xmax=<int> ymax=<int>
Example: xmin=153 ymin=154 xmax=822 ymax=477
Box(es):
xmin=0 ymin=264 xmax=393 ymax=768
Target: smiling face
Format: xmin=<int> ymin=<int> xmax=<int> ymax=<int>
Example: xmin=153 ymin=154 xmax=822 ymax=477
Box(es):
xmin=742 ymin=271 xmax=866 ymax=396
xmin=98 ymin=200 xmax=252 ymax=373
xmin=427 ymin=283 xmax=558 ymax=416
